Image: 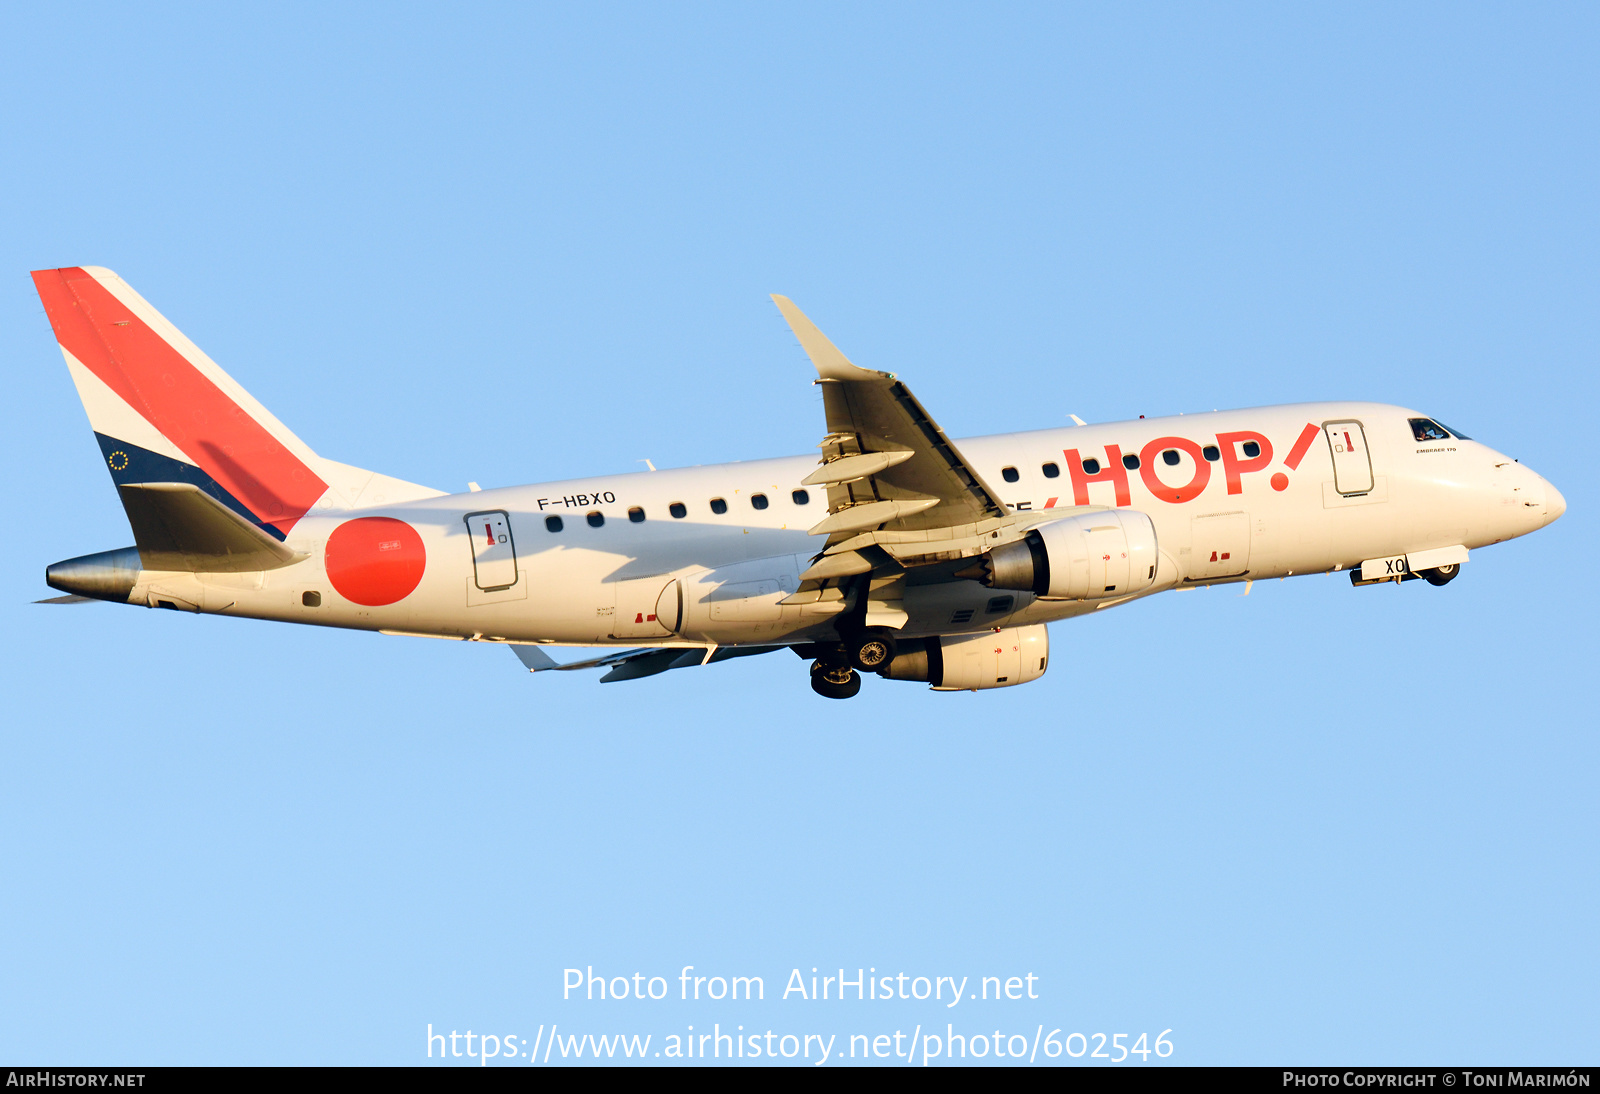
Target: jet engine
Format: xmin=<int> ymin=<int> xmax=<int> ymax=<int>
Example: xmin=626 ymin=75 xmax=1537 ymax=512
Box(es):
xmin=963 ymin=511 xmax=1158 ymax=600
xmin=881 ymin=624 xmax=1049 ymax=690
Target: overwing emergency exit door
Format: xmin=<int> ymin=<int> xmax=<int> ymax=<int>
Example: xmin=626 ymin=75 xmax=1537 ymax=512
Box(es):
xmin=1323 ymin=420 xmax=1374 ymax=495
xmin=1190 ymin=512 xmax=1251 ymax=579
xmin=464 ymin=510 xmax=518 ymax=591
xmin=611 ymin=576 xmax=675 ymax=638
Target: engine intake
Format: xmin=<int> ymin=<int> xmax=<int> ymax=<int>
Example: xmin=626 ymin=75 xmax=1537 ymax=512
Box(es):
xmin=967 ymin=510 xmax=1158 ymax=600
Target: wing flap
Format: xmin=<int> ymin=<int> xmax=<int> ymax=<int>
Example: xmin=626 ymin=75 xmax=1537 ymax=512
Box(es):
xmin=800 ymin=449 xmax=913 ymax=486
xmin=807 ymin=497 xmax=940 ymax=536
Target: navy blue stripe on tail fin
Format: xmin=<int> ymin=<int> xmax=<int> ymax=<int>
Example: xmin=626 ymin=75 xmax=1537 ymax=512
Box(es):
xmin=94 ymin=433 xmax=288 ymax=542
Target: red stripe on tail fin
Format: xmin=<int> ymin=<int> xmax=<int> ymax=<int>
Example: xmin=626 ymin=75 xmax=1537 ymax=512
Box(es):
xmin=32 ymin=268 xmax=327 ymax=535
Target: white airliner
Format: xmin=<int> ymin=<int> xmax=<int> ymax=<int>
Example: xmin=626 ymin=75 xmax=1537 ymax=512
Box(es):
xmin=36 ymin=266 xmax=1565 ymax=698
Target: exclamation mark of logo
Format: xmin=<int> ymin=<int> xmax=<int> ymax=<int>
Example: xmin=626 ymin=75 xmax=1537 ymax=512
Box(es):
xmin=1275 ymin=422 xmax=1321 ymax=492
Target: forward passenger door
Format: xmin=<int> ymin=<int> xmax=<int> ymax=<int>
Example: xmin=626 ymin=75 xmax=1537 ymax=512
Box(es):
xmin=1323 ymin=421 xmax=1374 ymax=496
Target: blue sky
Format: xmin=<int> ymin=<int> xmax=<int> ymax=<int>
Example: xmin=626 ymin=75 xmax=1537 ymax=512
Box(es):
xmin=1 ymin=2 xmax=1594 ymax=1066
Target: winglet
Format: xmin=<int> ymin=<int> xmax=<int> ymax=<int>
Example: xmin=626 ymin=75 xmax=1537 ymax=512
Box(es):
xmin=770 ymin=296 xmax=891 ymax=382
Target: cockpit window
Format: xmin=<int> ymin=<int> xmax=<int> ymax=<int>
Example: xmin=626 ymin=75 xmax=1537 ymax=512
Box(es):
xmin=1409 ymin=418 xmax=1454 ymax=443
xmin=1434 ymin=421 xmax=1470 ymax=440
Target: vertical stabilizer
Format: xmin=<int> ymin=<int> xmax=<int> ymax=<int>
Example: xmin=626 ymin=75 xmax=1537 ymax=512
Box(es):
xmin=33 ymin=266 xmax=440 ymax=540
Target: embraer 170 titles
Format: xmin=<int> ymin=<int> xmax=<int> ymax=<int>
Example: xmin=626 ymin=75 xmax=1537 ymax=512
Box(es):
xmin=35 ymin=267 xmax=1564 ymax=698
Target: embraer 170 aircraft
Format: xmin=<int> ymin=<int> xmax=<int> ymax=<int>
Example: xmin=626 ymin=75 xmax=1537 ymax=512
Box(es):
xmin=36 ymin=266 xmax=1565 ymax=698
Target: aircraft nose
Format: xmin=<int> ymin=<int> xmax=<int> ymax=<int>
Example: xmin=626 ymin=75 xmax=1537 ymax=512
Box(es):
xmin=1543 ymin=478 xmax=1566 ymax=523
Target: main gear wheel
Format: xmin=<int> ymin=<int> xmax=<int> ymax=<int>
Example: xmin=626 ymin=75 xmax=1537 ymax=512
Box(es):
xmin=810 ymin=660 xmax=862 ymax=699
xmin=847 ymin=629 xmax=898 ymax=673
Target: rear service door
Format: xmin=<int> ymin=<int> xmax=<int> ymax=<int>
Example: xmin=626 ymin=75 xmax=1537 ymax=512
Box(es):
xmin=1323 ymin=420 xmax=1374 ymax=495
xmin=465 ymin=510 xmax=518 ymax=590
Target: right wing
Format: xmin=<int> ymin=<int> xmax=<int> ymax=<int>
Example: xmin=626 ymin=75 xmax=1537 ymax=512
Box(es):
xmin=772 ymin=298 xmax=1048 ymax=626
xmin=772 ymin=295 xmax=1008 ymax=542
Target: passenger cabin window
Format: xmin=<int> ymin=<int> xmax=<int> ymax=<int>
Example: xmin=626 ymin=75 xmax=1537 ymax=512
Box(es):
xmin=751 ymin=493 xmax=769 ymax=510
xmin=1001 ymin=466 xmax=1019 ymax=483
xmin=302 ymin=591 xmax=321 ymax=607
xmin=1041 ymin=462 xmax=1060 ymax=478
xmin=1162 ymin=449 xmax=1180 ymax=466
xmin=710 ymin=497 xmax=728 ymax=515
xmin=545 ymin=515 xmax=563 ymax=532
xmin=792 ymin=489 xmax=810 ymax=505
xmin=628 ymin=506 xmax=646 ymax=523
xmin=1202 ymin=445 xmax=1220 ymax=462
xmin=586 ymin=511 xmax=604 ymax=528
xmin=1123 ymin=452 xmax=1140 ymax=470
xmin=669 ymin=502 xmax=687 ymax=519
xmin=1082 ymin=458 xmax=1101 ymax=475
xmin=1242 ymin=441 xmax=1261 ymax=458
xmin=1409 ymin=418 xmax=1454 ymax=442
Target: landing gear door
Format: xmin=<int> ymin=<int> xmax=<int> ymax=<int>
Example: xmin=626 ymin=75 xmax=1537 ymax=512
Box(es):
xmin=1323 ymin=420 xmax=1374 ymax=495
xmin=464 ymin=510 xmax=518 ymax=591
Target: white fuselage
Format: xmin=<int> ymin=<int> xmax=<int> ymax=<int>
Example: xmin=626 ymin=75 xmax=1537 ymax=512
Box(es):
xmin=127 ymin=402 xmax=1563 ymax=650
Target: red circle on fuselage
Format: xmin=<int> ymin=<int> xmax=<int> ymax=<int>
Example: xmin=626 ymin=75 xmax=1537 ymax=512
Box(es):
xmin=1270 ymin=472 xmax=1289 ymax=491
xmin=325 ymin=517 xmax=426 ymax=606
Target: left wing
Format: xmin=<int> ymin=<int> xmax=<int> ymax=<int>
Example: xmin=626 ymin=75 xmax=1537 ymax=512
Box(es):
xmin=511 ymin=644 xmax=782 ymax=682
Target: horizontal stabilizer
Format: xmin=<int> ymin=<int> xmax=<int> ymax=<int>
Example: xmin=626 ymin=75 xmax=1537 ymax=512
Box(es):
xmin=119 ymin=482 xmax=306 ymax=573
xmin=34 ymin=594 xmax=97 ymax=605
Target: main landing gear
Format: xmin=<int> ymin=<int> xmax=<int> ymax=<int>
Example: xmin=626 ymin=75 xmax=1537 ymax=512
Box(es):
xmin=847 ymin=628 xmax=897 ymax=673
xmin=810 ymin=659 xmax=862 ymax=699
xmin=802 ymin=629 xmax=898 ymax=699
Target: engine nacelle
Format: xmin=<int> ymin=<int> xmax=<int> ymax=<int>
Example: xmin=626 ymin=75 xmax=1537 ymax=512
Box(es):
xmin=979 ymin=510 xmax=1158 ymax=600
xmin=883 ymin=624 xmax=1049 ymax=690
